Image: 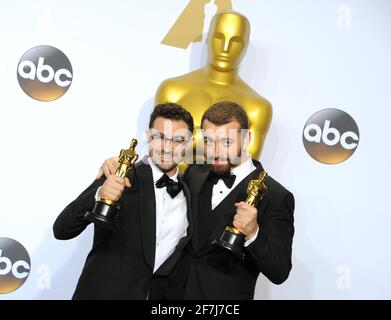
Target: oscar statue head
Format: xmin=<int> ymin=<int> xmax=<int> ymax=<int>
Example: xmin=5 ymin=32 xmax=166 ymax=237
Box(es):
xmin=206 ymin=11 xmax=250 ymax=72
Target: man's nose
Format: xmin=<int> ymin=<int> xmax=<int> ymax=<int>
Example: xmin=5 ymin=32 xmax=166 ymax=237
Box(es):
xmin=214 ymin=141 xmax=227 ymax=159
xmin=163 ymin=139 xmax=173 ymax=150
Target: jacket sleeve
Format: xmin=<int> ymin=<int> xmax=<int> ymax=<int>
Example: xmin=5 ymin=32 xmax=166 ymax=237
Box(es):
xmin=53 ymin=177 xmax=106 ymax=240
xmin=245 ymin=191 xmax=295 ymax=285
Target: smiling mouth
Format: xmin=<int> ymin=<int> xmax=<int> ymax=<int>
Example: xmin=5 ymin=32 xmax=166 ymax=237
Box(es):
xmin=160 ymin=154 xmax=173 ymax=161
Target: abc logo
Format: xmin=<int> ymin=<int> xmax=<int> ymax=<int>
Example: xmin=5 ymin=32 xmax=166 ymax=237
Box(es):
xmin=0 ymin=238 xmax=31 ymax=294
xmin=17 ymin=45 xmax=73 ymax=101
xmin=303 ymin=108 xmax=359 ymax=164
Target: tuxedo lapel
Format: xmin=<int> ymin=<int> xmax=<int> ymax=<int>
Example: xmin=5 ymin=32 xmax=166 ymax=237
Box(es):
xmin=134 ymin=158 xmax=156 ymax=271
xmin=196 ymin=176 xmax=248 ymax=255
xmin=187 ymin=165 xmax=210 ymax=253
xmin=178 ymin=174 xmax=192 ymax=239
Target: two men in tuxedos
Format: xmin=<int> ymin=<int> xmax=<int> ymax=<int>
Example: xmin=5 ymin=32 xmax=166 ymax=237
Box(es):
xmin=53 ymin=103 xmax=194 ymax=299
xmin=55 ymin=100 xmax=294 ymax=300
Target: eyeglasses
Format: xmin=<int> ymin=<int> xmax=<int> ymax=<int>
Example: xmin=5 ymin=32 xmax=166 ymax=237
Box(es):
xmin=150 ymin=133 xmax=187 ymax=146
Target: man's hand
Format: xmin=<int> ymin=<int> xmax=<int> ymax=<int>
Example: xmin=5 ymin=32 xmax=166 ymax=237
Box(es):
xmin=96 ymin=156 xmax=121 ymax=179
xmin=233 ymin=202 xmax=259 ymax=240
xmin=98 ymin=175 xmax=130 ymax=202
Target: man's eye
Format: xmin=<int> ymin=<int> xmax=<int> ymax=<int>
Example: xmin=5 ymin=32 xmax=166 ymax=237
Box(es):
xmin=173 ymin=137 xmax=186 ymax=144
xmin=222 ymin=140 xmax=232 ymax=146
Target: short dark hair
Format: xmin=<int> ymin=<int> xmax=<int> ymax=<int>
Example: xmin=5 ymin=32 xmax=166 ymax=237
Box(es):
xmin=201 ymin=101 xmax=249 ymax=130
xmin=149 ymin=102 xmax=194 ymax=133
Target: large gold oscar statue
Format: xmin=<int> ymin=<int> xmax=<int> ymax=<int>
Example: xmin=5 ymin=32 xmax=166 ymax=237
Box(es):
xmin=156 ymin=11 xmax=272 ymax=160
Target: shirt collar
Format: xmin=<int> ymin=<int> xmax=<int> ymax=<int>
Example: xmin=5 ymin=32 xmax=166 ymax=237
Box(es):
xmin=147 ymin=156 xmax=178 ymax=183
xmin=230 ymin=155 xmax=256 ymax=181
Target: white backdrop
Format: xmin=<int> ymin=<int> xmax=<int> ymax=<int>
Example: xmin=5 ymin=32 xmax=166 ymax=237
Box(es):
xmin=1 ymin=0 xmax=390 ymax=299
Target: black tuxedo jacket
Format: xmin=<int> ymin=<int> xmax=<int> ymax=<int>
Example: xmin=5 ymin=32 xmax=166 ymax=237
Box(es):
xmin=53 ymin=158 xmax=192 ymax=300
xmin=178 ymin=159 xmax=295 ymax=299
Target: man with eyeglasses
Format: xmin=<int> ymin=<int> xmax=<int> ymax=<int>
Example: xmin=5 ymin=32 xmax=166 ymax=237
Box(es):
xmin=53 ymin=103 xmax=194 ymax=299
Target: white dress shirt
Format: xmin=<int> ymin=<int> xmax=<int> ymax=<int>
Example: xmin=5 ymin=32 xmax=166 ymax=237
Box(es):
xmin=211 ymin=156 xmax=259 ymax=246
xmin=95 ymin=156 xmax=188 ymax=273
xmin=147 ymin=157 xmax=188 ymax=272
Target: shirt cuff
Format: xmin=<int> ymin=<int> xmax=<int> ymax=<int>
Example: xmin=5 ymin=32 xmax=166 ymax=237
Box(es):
xmin=244 ymin=226 xmax=259 ymax=247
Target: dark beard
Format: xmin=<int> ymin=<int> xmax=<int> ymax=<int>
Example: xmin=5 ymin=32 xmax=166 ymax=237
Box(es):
xmin=208 ymin=149 xmax=242 ymax=175
xmin=210 ymin=163 xmax=231 ymax=175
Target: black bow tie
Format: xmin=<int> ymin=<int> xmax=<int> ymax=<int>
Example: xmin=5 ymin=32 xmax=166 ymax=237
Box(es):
xmin=208 ymin=171 xmax=236 ymax=189
xmin=155 ymin=174 xmax=183 ymax=198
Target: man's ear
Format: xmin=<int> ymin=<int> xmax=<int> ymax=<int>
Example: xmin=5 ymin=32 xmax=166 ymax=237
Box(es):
xmin=145 ymin=128 xmax=151 ymax=141
xmin=243 ymin=129 xmax=251 ymax=151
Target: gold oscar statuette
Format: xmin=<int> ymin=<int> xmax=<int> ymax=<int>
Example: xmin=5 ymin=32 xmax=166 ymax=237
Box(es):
xmin=213 ymin=171 xmax=268 ymax=259
xmin=85 ymin=139 xmax=138 ymax=230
